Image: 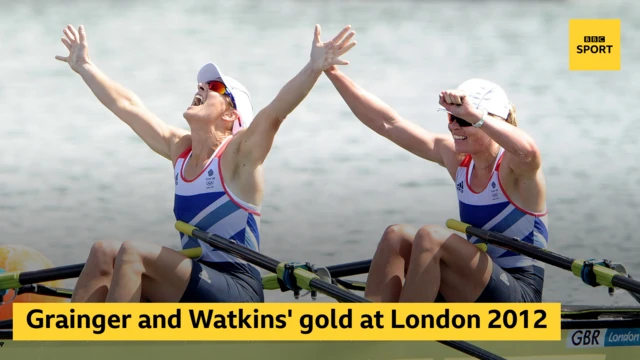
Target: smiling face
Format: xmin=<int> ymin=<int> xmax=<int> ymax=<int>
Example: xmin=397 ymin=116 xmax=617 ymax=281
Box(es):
xmin=183 ymin=80 xmax=237 ymax=130
xmin=447 ymin=113 xmax=495 ymax=154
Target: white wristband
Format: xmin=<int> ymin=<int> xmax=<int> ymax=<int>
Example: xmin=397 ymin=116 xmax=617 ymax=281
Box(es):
xmin=473 ymin=109 xmax=487 ymax=128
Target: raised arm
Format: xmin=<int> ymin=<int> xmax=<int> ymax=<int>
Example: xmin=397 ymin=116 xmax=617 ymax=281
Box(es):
xmin=323 ymin=67 xmax=453 ymax=167
xmin=55 ymin=25 xmax=187 ymax=161
xmin=237 ymin=25 xmax=357 ymax=166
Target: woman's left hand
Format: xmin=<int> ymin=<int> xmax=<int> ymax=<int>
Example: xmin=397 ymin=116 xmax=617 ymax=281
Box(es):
xmin=309 ymin=24 xmax=357 ymax=73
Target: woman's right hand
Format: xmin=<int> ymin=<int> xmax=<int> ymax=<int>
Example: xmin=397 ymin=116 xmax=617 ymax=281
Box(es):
xmin=55 ymin=24 xmax=92 ymax=74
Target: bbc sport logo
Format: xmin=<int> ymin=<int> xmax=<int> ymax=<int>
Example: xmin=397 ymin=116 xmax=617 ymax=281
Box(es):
xmin=577 ymin=36 xmax=613 ymax=54
xmin=569 ymin=19 xmax=620 ymax=71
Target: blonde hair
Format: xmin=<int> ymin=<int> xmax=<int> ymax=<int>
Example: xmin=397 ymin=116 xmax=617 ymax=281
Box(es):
xmin=506 ymin=102 xmax=518 ymax=127
xmin=222 ymin=94 xmax=235 ymax=111
xmin=490 ymin=102 xmax=518 ymax=127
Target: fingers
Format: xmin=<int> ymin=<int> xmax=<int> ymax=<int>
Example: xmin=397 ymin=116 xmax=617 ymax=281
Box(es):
xmin=442 ymin=90 xmax=464 ymax=105
xmin=67 ymin=24 xmax=79 ymax=42
xmin=54 ymin=55 xmax=68 ymax=62
xmin=78 ymin=25 xmax=87 ymax=44
xmin=314 ymin=24 xmax=321 ymax=43
xmin=61 ymin=37 xmax=72 ymax=51
xmin=62 ymin=24 xmax=85 ymax=44
xmin=338 ymin=39 xmax=357 ymax=56
xmin=439 ymin=93 xmax=451 ymax=109
xmin=330 ymin=25 xmax=352 ymax=44
xmin=63 ymin=27 xmax=75 ymax=43
xmin=337 ymin=30 xmax=355 ymax=49
xmin=438 ymin=93 xmax=446 ymax=107
xmin=444 ymin=92 xmax=454 ymax=104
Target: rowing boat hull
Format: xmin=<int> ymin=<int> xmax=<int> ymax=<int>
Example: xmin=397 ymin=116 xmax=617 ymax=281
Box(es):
xmin=0 ymin=331 xmax=636 ymax=360
xmin=2 ymin=305 xmax=639 ymax=360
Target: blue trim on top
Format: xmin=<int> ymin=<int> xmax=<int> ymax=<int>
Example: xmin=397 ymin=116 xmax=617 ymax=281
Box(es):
xmin=487 ymin=208 xmax=527 ymax=234
xmin=459 ymin=201 xmax=510 ymax=229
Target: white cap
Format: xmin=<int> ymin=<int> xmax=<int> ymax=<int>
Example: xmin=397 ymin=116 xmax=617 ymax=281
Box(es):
xmin=197 ymin=63 xmax=254 ymax=134
xmin=438 ymin=78 xmax=510 ymax=119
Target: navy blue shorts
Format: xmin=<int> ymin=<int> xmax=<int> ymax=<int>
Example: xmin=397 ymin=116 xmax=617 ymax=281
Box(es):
xmin=474 ymin=264 xmax=543 ymax=302
xmin=435 ymin=264 xmax=543 ymax=303
xmin=179 ymin=260 xmax=265 ymax=303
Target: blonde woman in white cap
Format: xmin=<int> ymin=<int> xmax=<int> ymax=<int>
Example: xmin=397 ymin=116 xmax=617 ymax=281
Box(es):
xmin=56 ymin=23 xmax=356 ymax=303
xmin=325 ymin=68 xmax=547 ymax=303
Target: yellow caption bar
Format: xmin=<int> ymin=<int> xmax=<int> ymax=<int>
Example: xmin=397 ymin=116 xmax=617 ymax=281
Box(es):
xmin=13 ymin=302 xmax=561 ymax=341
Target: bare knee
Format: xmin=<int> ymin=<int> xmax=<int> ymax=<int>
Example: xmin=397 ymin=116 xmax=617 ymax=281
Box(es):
xmin=378 ymin=224 xmax=416 ymax=255
xmin=114 ymin=241 xmax=145 ymax=274
xmin=413 ymin=225 xmax=450 ymax=254
xmin=86 ymin=240 xmax=121 ymax=277
xmin=90 ymin=240 xmax=121 ymax=257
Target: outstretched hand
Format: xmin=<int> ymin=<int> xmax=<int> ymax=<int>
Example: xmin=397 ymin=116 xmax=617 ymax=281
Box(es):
xmin=310 ymin=25 xmax=357 ymax=73
xmin=55 ymin=24 xmax=91 ymax=74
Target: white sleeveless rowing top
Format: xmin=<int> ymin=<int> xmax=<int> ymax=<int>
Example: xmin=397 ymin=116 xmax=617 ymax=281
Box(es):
xmin=455 ymin=148 xmax=549 ymax=276
xmin=173 ymin=136 xmax=261 ymax=268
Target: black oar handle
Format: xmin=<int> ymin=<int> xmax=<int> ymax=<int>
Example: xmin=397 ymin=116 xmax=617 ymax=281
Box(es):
xmin=612 ymin=275 xmax=640 ymax=295
xmin=326 ymin=259 xmax=371 ymax=278
xmin=18 ymin=263 xmax=85 ymax=285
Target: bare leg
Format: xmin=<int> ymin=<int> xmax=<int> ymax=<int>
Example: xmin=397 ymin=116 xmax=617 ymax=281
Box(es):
xmin=399 ymin=225 xmax=493 ymax=302
xmin=71 ymin=240 xmax=121 ymax=302
xmin=105 ymin=241 xmax=193 ymax=302
xmin=364 ymin=224 xmax=416 ymax=302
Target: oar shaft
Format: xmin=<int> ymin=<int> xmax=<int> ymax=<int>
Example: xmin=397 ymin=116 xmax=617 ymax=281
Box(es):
xmin=180 ymin=223 xmax=366 ymax=302
xmin=17 ymin=284 xmax=74 ymax=298
xmin=613 ymin=276 xmax=640 ymax=294
xmin=20 ymin=263 xmax=84 ymax=287
xmin=326 ymin=259 xmax=371 ymax=278
xmin=447 ymin=219 xmax=640 ymax=297
xmin=309 ymin=278 xmax=371 ymax=303
xmin=182 ymin=225 xmax=280 ymax=273
xmin=447 ymin=219 xmax=574 ymax=270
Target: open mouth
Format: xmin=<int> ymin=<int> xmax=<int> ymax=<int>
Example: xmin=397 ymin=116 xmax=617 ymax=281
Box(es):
xmin=191 ymin=95 xmax=204 ymax=107
xmin=453 ymin=135 xmax=467 ymax=141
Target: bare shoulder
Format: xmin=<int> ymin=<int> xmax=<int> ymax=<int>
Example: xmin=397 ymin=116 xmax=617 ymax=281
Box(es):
xmin=170 ymin=133 xmax=192 ymax=166
xmin=438 ymin=138 xmax=466 ymax=180
xmin=219 ymin=129 xmax=265 ymax=207
xmin=219 ymin=129 xmax=249 ymax=180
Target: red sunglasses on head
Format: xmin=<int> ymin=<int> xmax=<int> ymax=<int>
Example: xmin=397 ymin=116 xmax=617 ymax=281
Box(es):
xmin=206 ymin=81 xmax=237 ymax=109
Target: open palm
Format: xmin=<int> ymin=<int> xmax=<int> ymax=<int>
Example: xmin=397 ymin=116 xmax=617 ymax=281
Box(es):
xmin=55 ymin=24 xmax=91 ymax=74
xmin=310 ymin=25 xmax=357 ymax=72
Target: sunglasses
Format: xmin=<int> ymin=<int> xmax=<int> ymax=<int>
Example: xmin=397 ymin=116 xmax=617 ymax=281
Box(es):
xmin=206 ymin=81 xmax=237 ymax=110
xmin=448 ymin=114 xmax=473 ymax=127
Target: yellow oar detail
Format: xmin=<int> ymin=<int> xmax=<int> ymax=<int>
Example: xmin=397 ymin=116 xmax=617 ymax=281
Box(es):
xmin=175 ymin=221 xmax=197 ymax=237
xmin=446 ymin=219 xmax=488 ymax=253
